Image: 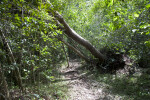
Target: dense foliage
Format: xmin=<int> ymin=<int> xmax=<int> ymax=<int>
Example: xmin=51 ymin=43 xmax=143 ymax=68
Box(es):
xmin=61 ymin=0 xmax=150 ymax=66
xmin=0 ymin=0 xmax=150 ymax=99
xmin=0 ymin=0 xmax=67 ymax=99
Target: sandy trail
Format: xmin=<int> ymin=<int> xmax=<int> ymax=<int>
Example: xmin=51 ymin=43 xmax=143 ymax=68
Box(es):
xmin=60 ymin=60 xmax=111 ymax=100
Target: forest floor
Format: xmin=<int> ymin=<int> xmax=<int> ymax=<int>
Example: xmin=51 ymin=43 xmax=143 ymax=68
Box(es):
xmin=59 ymin=59 xmax=122 ymax=100
xmin=8 ymin=59 xmax=150 ymax=100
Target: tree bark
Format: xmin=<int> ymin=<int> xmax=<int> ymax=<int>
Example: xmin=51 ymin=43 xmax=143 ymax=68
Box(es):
xmin=53 ymin=11 xmax=106 ymax=62
xmin=0 ymin=30 xmax=24 ymax=92
xmin=57 ymin=37 xmax=90 ymax=62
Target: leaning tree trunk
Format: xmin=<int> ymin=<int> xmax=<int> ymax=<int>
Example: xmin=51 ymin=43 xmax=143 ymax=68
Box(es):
xmin=53 ymin=11 xmax=106 ymax=62
xmin=58 ymin=37 xmax=89 ymax=62
xmin=0 ymin=30 xmax=24 ymax=92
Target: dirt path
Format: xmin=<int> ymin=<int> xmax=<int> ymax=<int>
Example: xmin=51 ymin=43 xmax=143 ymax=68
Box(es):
xmin=60 ymin=60 xmax=114 ymax=100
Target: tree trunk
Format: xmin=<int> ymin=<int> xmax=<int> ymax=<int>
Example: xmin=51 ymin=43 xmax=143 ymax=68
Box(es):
xmin=54 ymin=11 xmax=106 ymax=62
xmin=62 ymin=43 xmax=70 ymax=67
xmin=0 ymin=30 xmax=24 ymax=92
xmin=0 ymin=64 xmax=11 ymax=100
xmin=58 ymin=38 xmax=89 ymax=62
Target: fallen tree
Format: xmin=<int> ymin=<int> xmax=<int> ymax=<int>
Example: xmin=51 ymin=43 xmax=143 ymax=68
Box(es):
xmin=57 ymin=37 xmax=90 ymax=62
xmin=52 ymin=11 xmax=106 ymax=62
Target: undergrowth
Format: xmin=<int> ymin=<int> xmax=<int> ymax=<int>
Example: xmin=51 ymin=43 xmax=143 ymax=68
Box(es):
xmin=90 ymin=68 xmax=150 ymax=100
xmin=27 ymin=82 xmax=68 ymax=100
xmin=9 ymin=61 xmax=69 ymax=100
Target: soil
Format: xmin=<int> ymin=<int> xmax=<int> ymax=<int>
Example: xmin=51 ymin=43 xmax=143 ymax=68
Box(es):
xmin=60 ymin=59 xmax=122 ymax=100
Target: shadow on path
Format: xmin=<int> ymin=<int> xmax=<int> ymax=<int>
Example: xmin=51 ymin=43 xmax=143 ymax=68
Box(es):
xmin=55 ymin=60 xmax=110 ymax=100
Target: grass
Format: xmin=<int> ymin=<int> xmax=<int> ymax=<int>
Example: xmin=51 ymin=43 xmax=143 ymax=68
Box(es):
xmin=92 ymin=70 xmax=150 ymax=100
xmin=9 ymin=61 xmax=69 ymax=100
xmin=80 ymin=60 xmax=150 ymax=100
xmin=10 ymin=61 xmax=150 ymax=100
xmin=9 ymin=82 xmax=69 ymax=100
xmin=26 ymin=63 xmax=69 ymax=100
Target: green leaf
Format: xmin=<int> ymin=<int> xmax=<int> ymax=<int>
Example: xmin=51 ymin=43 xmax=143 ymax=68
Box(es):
xmin=20 ymin=0 xmax=24 ymax=2
xmin=145 ymin=40 xmax=150 ymax=47
xmin=113 ymin=17 xmax=118 ymax=21
xmin=145 ymin=31 xmax=150 ymax=35
xmin=140 ymin=24 xmax=150 ymax=29
xmin=108 ymin=0 xmax=114 ymax=7
xmin=134 ymin=13 xmax=139 ymax=17
xmin=146 ymin=4 xmax=150 ymax=8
